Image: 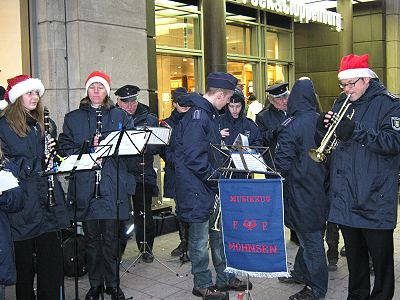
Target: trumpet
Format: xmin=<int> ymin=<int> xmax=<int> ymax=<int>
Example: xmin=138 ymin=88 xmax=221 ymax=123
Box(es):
xmin=309 ymin=94 xmax=354 ymax=163
xmin=93 ymin=107 xmax=102 ymax=199
xmin=44 ymin=107 xmax=56 ymax=207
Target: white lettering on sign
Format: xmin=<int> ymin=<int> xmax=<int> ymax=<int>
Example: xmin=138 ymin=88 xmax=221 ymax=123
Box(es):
xmin=240 ymin=0 xmax=342 ymax=32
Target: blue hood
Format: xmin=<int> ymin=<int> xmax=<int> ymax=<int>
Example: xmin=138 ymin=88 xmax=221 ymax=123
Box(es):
xmin=287 ymin=80 xmax=317 ymax=117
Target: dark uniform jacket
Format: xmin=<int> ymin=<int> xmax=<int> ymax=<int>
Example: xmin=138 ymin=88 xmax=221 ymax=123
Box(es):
xmin=275 ymin=80 xmax=329 ymax=233
xmin=125 ymin=102 xmax=159 ymax=196
xmin=220 ymin=105 xmax=262 ymax=147
xmin=0 ymin=116 xmax=70 ymax=241
xmin=0 ymin=161 xmax=23 ymax=285
xmin=58 ymin=102 xmax=131 ymax=221
xmin=255 ymin=104 xmax=287 ymax=166
xmin=323 ymin=79 xmax=400 ymax=229
xmin=175 ymin=93 xmax=222 ymax=223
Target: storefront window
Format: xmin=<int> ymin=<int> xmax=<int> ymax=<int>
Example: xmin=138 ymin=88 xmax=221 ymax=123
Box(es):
xmin=226 ymin=24 xmax=254 ymax=56
xmin=156 ymin=54 xmax=195 ymax=119
xmin=266 ymin=63 xmax=289 ymax=87
xmin=0 ymin=0 xmax=24 ymax=84
xmin=155 ymin=1 xmax=200 ymax=49
xmin=266 ymin=30 xmax=292 ymax=61
xmin=227 ymin=61 xmax=254 ymax=97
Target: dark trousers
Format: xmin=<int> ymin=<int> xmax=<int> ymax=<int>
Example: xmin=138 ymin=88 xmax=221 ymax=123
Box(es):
xmin=83 ymin=219 xmax=119 ymax=288
xmin=340 ymin=225 xmax=394 ymax=300
xmin=14 ymin=231 xmax=64 ymax=300
xmin=132 ymin=183 xmax=155 ymax=252
xmin=325 ymin=222 xmax=339 ymax=263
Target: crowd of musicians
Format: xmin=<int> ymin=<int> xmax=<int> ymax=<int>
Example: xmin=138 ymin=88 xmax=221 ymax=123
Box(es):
xmin=0 ymin=52 xmax=399 ymax=300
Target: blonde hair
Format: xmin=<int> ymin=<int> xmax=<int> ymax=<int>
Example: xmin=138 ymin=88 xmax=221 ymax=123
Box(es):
xmin=1 ymin=97 xmax=45 ymax=138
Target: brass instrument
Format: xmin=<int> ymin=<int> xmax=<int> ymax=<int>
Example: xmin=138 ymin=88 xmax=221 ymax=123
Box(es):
xmin=44 ymin=107 xmax=56 ymax=207
xmin=309 ymin=94 xmax=354 ymax=163
xmin=93 ymin=107 xmax=102 ymax=199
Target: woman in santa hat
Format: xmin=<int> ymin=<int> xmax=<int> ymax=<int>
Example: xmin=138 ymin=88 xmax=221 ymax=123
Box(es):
xmin=0 ymin=74 xmax=70 ymax=299
xmin=58 ymin=71 xmax=131 ymax=300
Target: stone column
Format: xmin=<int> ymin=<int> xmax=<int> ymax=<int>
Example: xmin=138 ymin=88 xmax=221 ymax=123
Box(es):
xmin=31 ymin=0 xmax=149 ymax=128
xmin=337 ymin=0 xmax=353 ymax=59
xmin=385 ymin=0 xmax=400 ymax=95
xmin=203 ymin=0 xmax=228 ymax=78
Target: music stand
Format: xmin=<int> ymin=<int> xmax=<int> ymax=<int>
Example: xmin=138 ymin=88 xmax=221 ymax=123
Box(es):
xmin=42 ymin=141 xmax=107 ymax=300
xmin=120 ymin=125 xmax=183 ymax=278
xmin=208 ymin=138 xmax=282 ymax=300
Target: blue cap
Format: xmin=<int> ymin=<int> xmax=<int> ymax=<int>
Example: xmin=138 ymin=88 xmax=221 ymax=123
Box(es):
xmin=172 ymin=87 xmax=188 ymax=102
xmin=230 ymin=88 xmax=245 ymax=104
xmin=207 ymin=72 xmax=237 ymax=91
xmin=266 ymin=82 xmax=289 ymax=98
xmin=115 ymin=85 xmax=140 ymax=102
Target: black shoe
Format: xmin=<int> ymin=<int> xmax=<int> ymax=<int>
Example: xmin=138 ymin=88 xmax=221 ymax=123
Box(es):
xmin=85 ymin=286 xmax=103 ymax=300
xmin=278 ymin=275 xmax=304 ymax=284
xmin=217 ymin=277 xmax=252 ymax=292
xmin=327 ymin=261 xmax=338 ymax=272
xmin=289 ymin=285 xmax=319 ymax=300
xmin=105 ymin=287 xmax=125 ymax=300
xmin=180 ymin=251 xmax=190 ymax=263
xmin=142 ymin=252 xmax=154 ymax=263
xmin=192 ymin=287 xmax=228 ymax=299
xmin=340 ymin=246 xmax=346 ymax=257
xmin=171 ymin=240 xmax=186 ymax=257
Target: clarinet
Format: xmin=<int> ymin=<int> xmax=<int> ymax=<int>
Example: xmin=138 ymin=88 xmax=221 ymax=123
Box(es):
xmin=44 ymin=107 xmax=56 ymax=207
xmin=93 ymin=107 xmax=102 ymax=199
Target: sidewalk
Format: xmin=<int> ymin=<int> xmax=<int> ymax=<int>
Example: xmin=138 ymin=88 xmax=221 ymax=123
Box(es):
xmin=6 ymin=224 xmax=400 ymax=299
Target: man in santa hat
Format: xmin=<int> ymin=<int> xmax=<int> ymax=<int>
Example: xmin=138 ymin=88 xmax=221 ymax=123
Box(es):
xmin=316 ymin=54 xmax=400 ymax=300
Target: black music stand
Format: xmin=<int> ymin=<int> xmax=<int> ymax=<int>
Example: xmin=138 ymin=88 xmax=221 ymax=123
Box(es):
xmin=42 ymin=140 xmax=105 ymax=300
xmin=119 ymin=125 xmax=183 ymax=278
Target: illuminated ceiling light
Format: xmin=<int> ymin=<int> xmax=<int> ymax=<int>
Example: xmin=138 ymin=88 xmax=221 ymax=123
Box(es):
xmin=174 ymin=71 xmax=178 ymax=74
xmin=177 ymin=66 xmax=181 ymax=69
xmin=182 ymin=58 xmax=187 ymax=61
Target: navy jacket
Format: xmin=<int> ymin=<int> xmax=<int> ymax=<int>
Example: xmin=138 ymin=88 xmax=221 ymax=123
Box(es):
xmin=58 ymin=102 xmax=131 ymax=221
xmin=124 ymin=102 xmax=159 ymax=196
xmin=323 ymin=79 xmax=400 ymax=229
xmin=175 ymin=93 xmax=223 ymax=223
xmin=160 ymin=109 xmax=186 ymax=199
xmin=220 ymin=106 xmax=262 ymax=147
xmin=0 ymin=161 xmax=23 ymax=285
xmin=255 ymin=104 xmax=287 ymax=166
xmin=275 ymin=80 xmax=329 ymax=232
xmin=0 ymin=116 xmax=70 ymax=241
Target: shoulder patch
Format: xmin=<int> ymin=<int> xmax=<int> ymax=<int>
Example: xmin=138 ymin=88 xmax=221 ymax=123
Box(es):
xmin=386 ymin=92 xmax=399 ymax=101
xmin=192 ymin=109 xmax=201 ymax=120
xmin=391 ymin=117 xmax=400 ymax=131
xmin=281 ymin=117 xmax=295 ymax=127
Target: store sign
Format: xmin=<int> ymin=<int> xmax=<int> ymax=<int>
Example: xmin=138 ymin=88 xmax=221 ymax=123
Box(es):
xmin=241 ymin=0 xmax=342 ymax=32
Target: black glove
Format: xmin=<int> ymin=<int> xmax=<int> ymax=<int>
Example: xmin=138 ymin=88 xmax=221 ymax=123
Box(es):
xmin=336 ymin=117 xmax=355 ymax=141
xmin=316 ymin=112 xmax=328 ymax=134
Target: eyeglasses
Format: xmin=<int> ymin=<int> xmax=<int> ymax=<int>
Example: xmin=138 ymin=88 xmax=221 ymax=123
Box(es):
xmin=339 ymin=78 xmax=361 ymax=89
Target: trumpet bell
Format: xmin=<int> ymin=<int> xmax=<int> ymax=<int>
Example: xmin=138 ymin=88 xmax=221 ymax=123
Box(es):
xmin=308 ymin=149 xmax=326 ymax=163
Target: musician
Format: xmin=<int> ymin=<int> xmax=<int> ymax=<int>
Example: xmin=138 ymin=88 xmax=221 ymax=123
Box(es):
xmin=0 ymin=155 xmax=23 ymax=300
xmin=317 ymin=54 xmax=400 ymax=299
xmin=159 ymin=87 xmax=191 ymax=258
xmin=175 ymin=72 xmax=250 ymax=298
xmin=115 ymin=84 xmax=159 ymax=263
xmin=58 ymin=71 xmax=131 ymax=300
xmin=220 ymin=87 xmax=262 ymax=148
xmin=275 ymin=79 xmax=329 ymax=300
xmin=0 ymin=75 xmax=70 ymax=300
xmin=255 ymin=82 xmax=289 ymax=167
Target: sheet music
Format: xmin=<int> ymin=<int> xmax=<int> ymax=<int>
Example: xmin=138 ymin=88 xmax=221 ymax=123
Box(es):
xmin=0 ymin=170 xmax=19 ymax=191
xmin=57 ymin=154 xmax=100 ymax=172
xmin=231 ymin=152 xmax=268 ymax=173
xmin=136 ymin=127 xmax=171 ymax=145
xmin=233 ymin=134 xmax=249 ymax=147
xmin=95 ymin=130 xmax=148 ymax=156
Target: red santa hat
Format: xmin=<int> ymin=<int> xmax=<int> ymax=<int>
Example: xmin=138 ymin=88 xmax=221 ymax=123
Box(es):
xmin=338 ymin=54 xmax=378 ymax=80
xmin=85 ymin=71 xmax=111 ymax=96
xmin=1 ymin=75 xmax=45 ymax=110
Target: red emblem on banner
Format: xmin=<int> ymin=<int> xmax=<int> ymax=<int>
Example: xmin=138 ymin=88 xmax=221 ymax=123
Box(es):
xmin=243 ymin=220 xmax=257 ymax=230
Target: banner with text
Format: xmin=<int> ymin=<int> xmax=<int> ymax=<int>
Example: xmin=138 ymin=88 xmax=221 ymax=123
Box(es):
xmin=219 ymin=178 xmax=288 ymax=278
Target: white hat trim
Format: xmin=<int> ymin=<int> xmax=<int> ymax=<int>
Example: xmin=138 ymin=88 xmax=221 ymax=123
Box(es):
xmin=8 ymin=78 xmax=45 ymax=103
xmin=85 ymin=77 xmax=110 ymax=96
xmin=270 ymin=91 xmax=289 ymax=98
xmin=119 ymin=93 xmax=138 ymax=100
xmin=338 ymin=68 xmax=378 ymax=80
xmin=0 ymin=100 xmax=8 ymax=110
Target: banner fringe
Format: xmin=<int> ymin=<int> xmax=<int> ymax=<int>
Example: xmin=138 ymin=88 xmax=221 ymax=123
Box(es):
xmin=225 ymin=267 xmax=289 ymax=278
